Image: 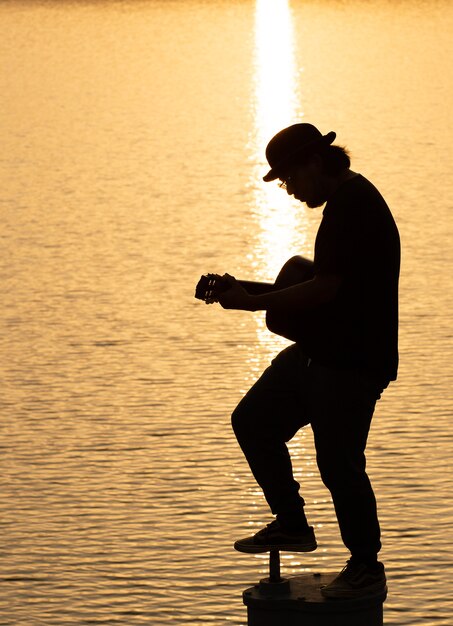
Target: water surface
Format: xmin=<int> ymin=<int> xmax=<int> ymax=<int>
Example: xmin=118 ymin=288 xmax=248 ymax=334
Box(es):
xmin=0 ymin=1 xmax=452 ymax=624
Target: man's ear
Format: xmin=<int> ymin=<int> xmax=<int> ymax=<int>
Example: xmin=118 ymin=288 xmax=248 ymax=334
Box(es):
xmin=307 ymin=152 xmax=324 ymax=174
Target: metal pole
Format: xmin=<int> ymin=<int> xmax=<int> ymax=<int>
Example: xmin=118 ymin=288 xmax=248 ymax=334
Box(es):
xmin=268 ymin=550 xmax=281 ymax=583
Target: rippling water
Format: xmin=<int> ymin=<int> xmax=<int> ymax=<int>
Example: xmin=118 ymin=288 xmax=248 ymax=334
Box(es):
xmin=0 ymin=1 xmax=452 ymax=624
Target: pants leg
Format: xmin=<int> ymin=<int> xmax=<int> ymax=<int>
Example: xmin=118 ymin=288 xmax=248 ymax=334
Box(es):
xmin=307 ymin=363 xmax=383 ymax=559
xmin=231 ymin=345 xmax=310 ymax=517
xmin=232 ymin=345 xmax=383 ymax=558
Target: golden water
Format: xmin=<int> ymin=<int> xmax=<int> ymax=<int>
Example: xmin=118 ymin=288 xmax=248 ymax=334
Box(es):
xmin=0 ymin=1 xmax=452 ymax=624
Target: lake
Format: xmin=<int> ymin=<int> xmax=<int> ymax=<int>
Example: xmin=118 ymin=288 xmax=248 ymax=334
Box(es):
xmin=0 ymin=1 xmax=452 ymax=624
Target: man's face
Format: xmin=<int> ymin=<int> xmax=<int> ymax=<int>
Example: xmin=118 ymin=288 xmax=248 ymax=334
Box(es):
xmin=281 ymin=157 xmax=327 ymax=208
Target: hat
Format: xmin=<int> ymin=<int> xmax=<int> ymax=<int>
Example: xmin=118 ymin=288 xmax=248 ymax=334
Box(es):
xmin=263 ymin=123 xmax=336 ymax=182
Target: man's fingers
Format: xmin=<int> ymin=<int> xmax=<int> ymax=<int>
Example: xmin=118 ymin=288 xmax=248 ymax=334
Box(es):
xmin=222 ymin=272 xmax=236 ymax=286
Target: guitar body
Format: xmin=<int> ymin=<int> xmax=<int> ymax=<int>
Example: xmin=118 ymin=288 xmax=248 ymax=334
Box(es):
xmin=195 ymin=255 xmax=314 ymax=342
xmin=265 ymin=256 xmax=314 ymax=341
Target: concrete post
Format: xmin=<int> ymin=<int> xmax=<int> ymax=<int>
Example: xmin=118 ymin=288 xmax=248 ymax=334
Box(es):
xmin=242 ymin=551 xmax=386 ymax=626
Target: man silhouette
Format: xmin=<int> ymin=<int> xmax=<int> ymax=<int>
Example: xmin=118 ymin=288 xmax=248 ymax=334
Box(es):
xmin=210 ymin=123 xmax=400 ymax=599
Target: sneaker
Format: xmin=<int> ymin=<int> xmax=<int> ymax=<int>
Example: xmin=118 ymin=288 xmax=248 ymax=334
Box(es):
xmin=320 ymin=560 xmax=387 ymax=599
xmin=234 ymin=520 xmax=317 ymax=553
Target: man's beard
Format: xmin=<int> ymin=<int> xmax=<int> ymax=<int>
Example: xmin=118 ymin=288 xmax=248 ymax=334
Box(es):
xmin=305 ymin=195 xmax=326 ymax=209
xmin=304 ymin=180 xmax=327 ymax=209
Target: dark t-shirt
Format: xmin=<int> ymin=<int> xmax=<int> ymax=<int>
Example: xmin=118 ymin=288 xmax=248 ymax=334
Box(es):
xmin=296 ymin=174 xmax=400 ymax=385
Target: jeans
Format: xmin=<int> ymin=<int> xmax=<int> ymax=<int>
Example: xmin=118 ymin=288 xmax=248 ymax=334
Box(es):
xmin=231 ymin=344 xmax=384 ymax=560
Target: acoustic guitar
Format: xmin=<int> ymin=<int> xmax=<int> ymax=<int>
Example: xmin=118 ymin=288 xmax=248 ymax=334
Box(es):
xmin=195 ymin=255 xmax=314 ymax=341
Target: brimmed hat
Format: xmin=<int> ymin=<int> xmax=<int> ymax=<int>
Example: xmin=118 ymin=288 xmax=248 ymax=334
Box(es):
xmin=263 ymin=123 xmax=336 ymax=182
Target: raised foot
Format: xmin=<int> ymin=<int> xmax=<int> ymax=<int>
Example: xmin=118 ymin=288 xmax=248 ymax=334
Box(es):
xmin=234 ymin=520 xmax=317 ymax=554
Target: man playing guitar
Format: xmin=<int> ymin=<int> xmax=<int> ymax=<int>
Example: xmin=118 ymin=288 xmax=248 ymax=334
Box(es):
xmin=195 ymin=123 xmax=400 ymax=600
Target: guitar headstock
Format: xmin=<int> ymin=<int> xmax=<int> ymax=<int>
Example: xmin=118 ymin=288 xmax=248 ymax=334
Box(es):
xmin=194 ymin=274 xmax=229 ymax=301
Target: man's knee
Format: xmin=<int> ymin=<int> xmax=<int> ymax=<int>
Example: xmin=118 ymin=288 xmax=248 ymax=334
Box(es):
xmin=231 ymin=398 xmax=253 ymax=442
xmin=231 ymin=391 xmax=272 ymax=444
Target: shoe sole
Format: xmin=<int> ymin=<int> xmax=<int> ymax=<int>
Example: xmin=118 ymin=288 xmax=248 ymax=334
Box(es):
xmin=234 ymin=540 xmax=317 ymax=554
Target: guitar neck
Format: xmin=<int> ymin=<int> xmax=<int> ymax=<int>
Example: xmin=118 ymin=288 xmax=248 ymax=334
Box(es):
xmin=195 ymin=256 xmax=314 ymax=303
xmin=237 ymin=280 xmax=275 ymax=295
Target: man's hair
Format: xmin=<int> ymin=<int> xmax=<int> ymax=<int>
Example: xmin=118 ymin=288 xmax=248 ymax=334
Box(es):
xmin=293 ymin=145 xmax=351 ymax=177
xmin=318 ymin=145 xmax=351 ymax=175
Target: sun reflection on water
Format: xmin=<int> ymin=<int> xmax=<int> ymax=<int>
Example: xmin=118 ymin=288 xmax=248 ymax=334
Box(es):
xmin=253 ymin=0 xmax=299 ymax=151
xmin=250 ymin=0 xmax=306 ymax=351
xmin=247 ymin=3 xmax=316 ymax=521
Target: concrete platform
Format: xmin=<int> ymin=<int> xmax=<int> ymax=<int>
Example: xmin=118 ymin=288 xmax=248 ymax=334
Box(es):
xmin=243 ymin=571 xmax=387 ymax=626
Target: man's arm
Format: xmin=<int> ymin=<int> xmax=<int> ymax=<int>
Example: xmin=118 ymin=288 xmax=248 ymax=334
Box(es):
xmin=217 ymin=273 xmax=343 ymax=312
